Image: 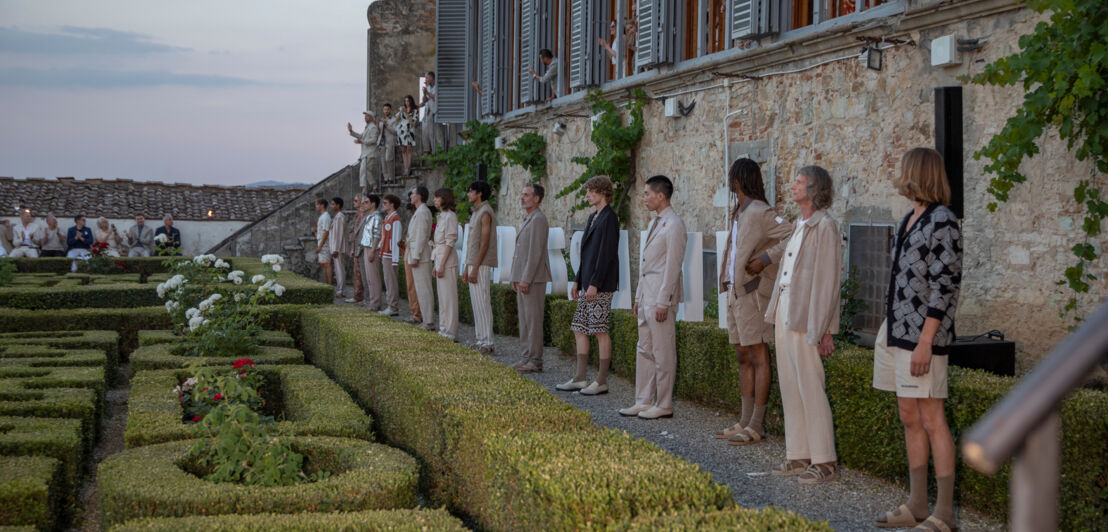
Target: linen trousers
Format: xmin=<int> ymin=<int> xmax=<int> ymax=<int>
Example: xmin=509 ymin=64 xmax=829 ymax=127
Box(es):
xmin=404 ymin=250 xmax=421 ymax=321
xmin=412 ymin=260 xmax=434 ymax=326
xmin=362 ymin=253 xmax=382 ymax=310
xmin=436 ymin=265 xmax=459 ymax=339
xmin=516 ymin=282 xmax=547 ymax=367
xmin=468 ymin=266 xmax=494 ymax=348
xmin=634 ymin=305 xmax=677 ymax=410
xmin=332 ymin=254 xmax=346 ymax=296
xmin=773 ymin=287 xmax=837 ymax=464
xmin=358 ymin=156 xmax=379 ymax=189
xmin=351 ymin=253 xmax=364 ymax=302
xmin=10 ymin=246 xmax=39 ymax=258
xmin=382 ymin=261 xmax=400 ymax=313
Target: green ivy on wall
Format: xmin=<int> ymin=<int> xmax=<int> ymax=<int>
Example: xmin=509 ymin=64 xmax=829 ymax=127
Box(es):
xmin=427 ymin=120 xmax=501 ymax=222
xmin=502 ymin=131 xmax=547 ymax=182
xmin=970 ymin=0 xmax=1107 ymax=324
xmin=557 ymin=88 xmax=647 ymax=224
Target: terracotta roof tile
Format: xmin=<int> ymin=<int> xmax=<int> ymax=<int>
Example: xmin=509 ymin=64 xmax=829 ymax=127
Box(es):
xmin=0 ymin=177 xmax=307 ymax=222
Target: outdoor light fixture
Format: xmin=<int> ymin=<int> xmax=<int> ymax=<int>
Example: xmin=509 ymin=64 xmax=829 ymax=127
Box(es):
xmin=861 ymin=46 xmax=883 ymax=71
xmin=206 ymin=209 xmax=214 ymax=217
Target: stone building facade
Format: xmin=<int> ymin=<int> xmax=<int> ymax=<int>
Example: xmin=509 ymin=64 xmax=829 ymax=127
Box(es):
xmin=409 ymin=0 xmax=1105 ymax=369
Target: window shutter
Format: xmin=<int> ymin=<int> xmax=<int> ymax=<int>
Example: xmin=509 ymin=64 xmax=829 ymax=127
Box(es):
xmin=569 ymin=0 xmax=600 ymax=90
xmin=479 ymin=0 xmax=494 ymax=115
xmin=731 ymin=0 xmax=777 ymax=40
xmin=636 ymin=0 xmax=677 ymax=70
xmin=520 ymin=0 xmax=536 ymax=104
xmin=436 ymin=0 xmax=472 ymax=124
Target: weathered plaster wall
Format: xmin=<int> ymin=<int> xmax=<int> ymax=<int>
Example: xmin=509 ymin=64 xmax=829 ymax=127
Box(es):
xmin=366 ymin=0 xmax=436 ymax=114
xmin=491 ymin=6 xmax=1105 ymax=368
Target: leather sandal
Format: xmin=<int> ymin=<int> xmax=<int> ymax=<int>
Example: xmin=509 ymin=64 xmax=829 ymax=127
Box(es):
xmin=771 ymin=459 xmax=810 ymax=477
xmin=714 ymin=423 xmax=744 ymax=440
xmin=797 ymin=462 xmax=840 ymax=484
xmin=876 ymin=504 xmax=925 ymax=528
xmin=726 ymin=427 xmax=765 ymax=446
xmin=912 ymin=515 xmax=959 ymax=532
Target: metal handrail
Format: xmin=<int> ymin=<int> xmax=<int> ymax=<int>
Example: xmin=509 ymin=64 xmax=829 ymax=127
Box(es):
xmin=962 ymin=299 xmax=1108 ymax=474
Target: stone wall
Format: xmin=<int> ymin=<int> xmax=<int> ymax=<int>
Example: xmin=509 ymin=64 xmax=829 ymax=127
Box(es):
xmin=366 ymin=0 xmax=436 ymax=115
xmin=485 ymin=4 xmax=1106 ymax=369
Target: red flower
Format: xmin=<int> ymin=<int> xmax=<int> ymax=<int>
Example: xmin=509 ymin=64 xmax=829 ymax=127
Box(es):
xmin=213 ymin=393 xmax=223 ymax=401
xmin=232 ymin=358 xmax=255 ymax=370
xmin=201 ymin=387 xmax=209 ymax=392
xmin=115 ymin=261 xmax=127 ymax=268
xmin=192 ymin=416 xmax=202 ymax=422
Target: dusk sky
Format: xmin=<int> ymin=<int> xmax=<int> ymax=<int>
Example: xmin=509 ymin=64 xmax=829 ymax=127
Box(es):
xmin=0 ymin=1 xmax=380 ymax=186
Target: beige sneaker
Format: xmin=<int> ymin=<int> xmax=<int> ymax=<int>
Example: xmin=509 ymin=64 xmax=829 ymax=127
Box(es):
xmin=578 ymin=381 xmax=608 ymax=395
xmin=554 ymin=379 xmax=587 ymax=392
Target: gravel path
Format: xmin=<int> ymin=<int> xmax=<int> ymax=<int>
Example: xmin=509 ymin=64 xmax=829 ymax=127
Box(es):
xmin=74 ymin=364 xmax=132 ymax=532
xmin=361 ymin=293 xmax=1005 ymax=532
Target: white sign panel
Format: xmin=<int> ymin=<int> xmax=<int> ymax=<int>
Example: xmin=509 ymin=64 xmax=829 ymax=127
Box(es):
xmin=638 ymin=230 xmax=704 ymax=322
xmin=569 ymin=229 xmax=631 ymax=309
xmin=715 ymin=230 xmax=729 ymax=329
xmin=492 ymin=225 xmax=516 ymax=284
xmin=547 ymin=227 xmax=568 ymax=295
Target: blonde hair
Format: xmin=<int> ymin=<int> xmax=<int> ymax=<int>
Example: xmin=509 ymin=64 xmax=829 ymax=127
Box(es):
xmin=584 ymin=176 xmax=614 ymax=203
xmin=894 ymin=147 xmax=951 ymax=205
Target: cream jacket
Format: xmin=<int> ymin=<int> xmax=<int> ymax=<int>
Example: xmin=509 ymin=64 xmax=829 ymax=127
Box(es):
xmin=764 ymin=210 xmax=841 ymax=345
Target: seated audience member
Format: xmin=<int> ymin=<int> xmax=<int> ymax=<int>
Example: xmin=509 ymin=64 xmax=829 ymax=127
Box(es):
xmin=93 ymin=217 xmax=123 ymax=257
xmin=0 ymin=219 xmax=13 ymax=256
xmin=66 ymin=215 xmax=93 ymax=271
xmin=40 ymin=215 xmax=67 ymax=257
xmin=155 ymin=215 xmax=182 ymax=255
xmin=11 ymin=210 xmax=44 ymax=258
xmin=125 ymin=214 xmax=155 ymax=257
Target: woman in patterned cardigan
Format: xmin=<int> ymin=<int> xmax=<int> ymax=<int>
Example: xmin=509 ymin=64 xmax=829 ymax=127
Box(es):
xmin=873 ymin=148 xmax=963 ymax=532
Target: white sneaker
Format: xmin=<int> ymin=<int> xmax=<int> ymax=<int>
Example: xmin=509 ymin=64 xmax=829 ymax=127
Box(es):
xmin=377 ymin=308 xmax=392 ymax=315
xmin=344 ymin=298 xmax=356 ymax=303
xmin=618 ymin=404 xmax=651 ymax=417
xmin=554 ymin=379 xmax=587 ymax=392
xmin=637 ymin=406 xmax=673 ymax=419
xmin=578 ymin=382 xmax=608 ymax=395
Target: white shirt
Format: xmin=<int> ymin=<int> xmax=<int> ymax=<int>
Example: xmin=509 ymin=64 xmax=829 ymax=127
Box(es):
xmin=316 ymin=212 xmax=332 ymax=246
xmin=725 ymin=220 xmax=739 ymax=285
xmin=424 ymin=84 xmax=437 ymax=116
xmin=777 ymin=218 xmax=808 ymax=289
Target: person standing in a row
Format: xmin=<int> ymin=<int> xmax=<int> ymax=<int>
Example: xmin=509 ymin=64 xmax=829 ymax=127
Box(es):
xmin=432 ymin=188 xmax=460 ymax=340
xmin=329 ymin=197 xmax=348 ymax=299
xmin=765 ymin=165 xmax=841 ymax=484
xmin=464 ymin=181 xmax=497 ymax=354
xmin=357 ymin=194 xmax=384 ymax=311
xmin=557 ymin=176 xmax=619 ymax=395
xmin=510 ymin=183 xmax=551 ymax=374
xmin=407 ymin=186 xmax=435 ymax=331
xmin=621 ymin=175 xmax=686 ymax=420
xmin=377 ymin=194 xmax=403 ymax=317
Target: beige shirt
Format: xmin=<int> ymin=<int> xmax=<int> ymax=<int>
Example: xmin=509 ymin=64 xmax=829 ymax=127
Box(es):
xmin=465 ymin=202 xmax=498 ymax=268
xmin=777 ymin=220 xmax=807 ymax=288
xmin=765 ymin=210 xmax=842 ymax=345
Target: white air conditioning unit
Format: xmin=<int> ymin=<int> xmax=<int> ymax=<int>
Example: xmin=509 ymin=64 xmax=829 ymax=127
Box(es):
xmin=931 ymin=35 xmax=960 ymax=67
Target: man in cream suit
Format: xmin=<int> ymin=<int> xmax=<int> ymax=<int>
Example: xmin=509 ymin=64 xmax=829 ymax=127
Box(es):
xmin=348 ymin=110 xmax=382 ymax=194
xmin=620 ymin=175 xmax=687 ymax=420
xmin=328 ymin=197 xmax=348 ymax=298
xmin=406 ymin=186 xmax=435 ymax=331
xmin=511 ymin=183 xmax=552 ymax=374
xmin=125 ymin=214 xmax=155 ymax=257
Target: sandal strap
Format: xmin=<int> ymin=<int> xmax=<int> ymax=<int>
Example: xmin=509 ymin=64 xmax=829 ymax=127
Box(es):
xmin=913 ymin=515 xmax=955 ymax=532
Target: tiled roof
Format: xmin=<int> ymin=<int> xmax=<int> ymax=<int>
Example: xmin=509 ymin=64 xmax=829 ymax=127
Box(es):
xmin=0 ymin=177 xmax=308 ymax=221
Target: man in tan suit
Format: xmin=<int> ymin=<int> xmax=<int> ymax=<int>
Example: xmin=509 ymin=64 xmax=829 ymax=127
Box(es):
xmin=406 ymin=186 xmax=435 ymax=331
xmin=511 ymin=183 xmax=552 ymax=374
xmin=328 ymin=197 xmax=348 ymax=298
xmin=620 ymin=175 xmax=687 ymax=420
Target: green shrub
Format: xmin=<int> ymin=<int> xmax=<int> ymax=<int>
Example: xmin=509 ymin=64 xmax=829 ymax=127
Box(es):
xmin=484 ymin=428 xmax=733 ymax=530
xmin=0 ymin=416 xmax=84 ymax=510
xmin=546 ymin=305 xmax=1108 ymax=529
xmin=0 ymin=260 xmax=14 ymax=287
xmin=627 ymin=507 xmax=834 ymax=530
xmin=125 ymin=365 xmax=373 ymax=448
xmin=130 ymin=344 xmax=304 ymax=371
xmin=0 ymin=330 xmax=119 ymax=383
xmin=0 ymin=384 xmax=98 ymax=452
xmin=138 ymin=329 xmax=294 ymax=348
xmin=0 ymin=348 xmax=106 ymax=368
xmin=0 ymin=366 xmax=105 ymax=407
xmin=98 ymin=437 xmax=420 ymax=527
xmin=110 ymin=508 xmax=467 ymax=531
xmin=9 ymin=257 xmax=179 ymax=275
xmin=0 ymin=283 xmax=164 ymax=310
xmin=0 ymin=456 xmax=62 ymax=530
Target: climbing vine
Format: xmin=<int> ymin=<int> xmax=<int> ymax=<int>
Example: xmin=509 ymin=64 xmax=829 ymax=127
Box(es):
xmin=502 ymin=131 xmax=547 ymax=182
xmin=427 ymin=119 xmax=501 ymax=222
xmin=557 ymin=88 xmax=647 ymax=224
xmin=970 ymin=0 xmax=1107 ymax=323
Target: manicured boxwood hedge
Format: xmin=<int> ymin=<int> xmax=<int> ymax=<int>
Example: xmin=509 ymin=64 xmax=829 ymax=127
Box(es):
xmin=125 ymin=365 xmax=373 ymax=448
xmin=0 ymin=366 xmax=105 ymax=407
xmin=0 ymin=385 xmax=98 ymax=455
xmin=9 ymin=257 xmax=181 ymax=275
xmin=110 ymin=508 xmax=468 ymax=531
xmin=297 ymin=307 xmax=818 ymax=531
xmin=0 ymin=330 xmax=120 ymax=383
xmin=627 ymin=507 xmax=833 ymax=530
xmin=484 ymin=428 xmax=732 ymax=530
xmin=130 ymin=344 xmax=304 ymax=371
xmin=0 ymin=416 xmax=84 ymax=511
xmin=0 ymin=348 xmax=105 ymax=368
xmin=98 ymin=437 xmax=420 ymax=527
xmin=547 ymin=299 xmax=1108 ymax=530
xmin=137 ymin=329 xmax=295 ymax=348
xmin=0 ymin=304 xmax=309 ymax=358
xmin=0 ymin=456 xmax=62 ymax=531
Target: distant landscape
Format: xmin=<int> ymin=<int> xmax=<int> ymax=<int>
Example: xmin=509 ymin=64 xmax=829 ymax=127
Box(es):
xmin=244 ymin=180 xmax=311 ymax=189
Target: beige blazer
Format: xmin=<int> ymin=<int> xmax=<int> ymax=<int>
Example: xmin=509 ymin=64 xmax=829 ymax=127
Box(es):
xmin=432 ymin=210 xmax=459 ymax=271
xmin=329 ymin=211 xmax=349 ymax=255
xmin=635 ymin=206 xmax=687 ymax=310
xmin=406 ymin=203 xmax=433 ymax=263
xmin=719 ymin=198 xmax=794 ymax=297
xmin=764 ymin=210 xmax=842 ymax=345
xmin=510 ymin=208 xmax=552 ymax=283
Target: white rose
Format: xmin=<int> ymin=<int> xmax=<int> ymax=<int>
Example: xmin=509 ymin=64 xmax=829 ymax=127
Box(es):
xmin=272 ymin=265 xmax=281 ymax=272
xmin=273 ymin=284 xmax=286 ymax=297
xmin=251 ymin=274 xmax=266 ymax=284
xmin=209 ymin=293 xmax=222 ymax=301
xmin=188 ymin=316 xmax=204 ymax=331
xmin=154 ymin=234 xmax=168 ymax=244
xmin=198 ymin=300 xmax=211 ymax=311
xmin=185 ymin=307 xmax=200 ymax=319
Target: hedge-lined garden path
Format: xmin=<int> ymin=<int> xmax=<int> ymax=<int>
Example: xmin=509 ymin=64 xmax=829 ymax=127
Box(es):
xmin=74 ymin=363 xmax=131 ymax=532
xmin=370 ymin=296 xmax=1006 ymax=532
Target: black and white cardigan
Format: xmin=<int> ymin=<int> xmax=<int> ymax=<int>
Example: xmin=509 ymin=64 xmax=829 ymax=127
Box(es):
xmin=885 ymin=204 xmax=963 ymax=354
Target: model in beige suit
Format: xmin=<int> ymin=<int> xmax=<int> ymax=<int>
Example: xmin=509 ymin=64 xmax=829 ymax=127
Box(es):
xmin=328 ymin=197 xmax=349 ymax=298
xmin=764 ymin=165 xmax=842 ymax=484
xmin=716 ymin=158 xmax=794 ymax=446
xmin=432 ymin=188 xmax=460 ymax=340
xmin=510 ymin=183 xmax=553 ymax=374
xmin=406 ymin=186 xmax=435 ymax=331
xmin=620 ymin=175 xmax=687 ymax=420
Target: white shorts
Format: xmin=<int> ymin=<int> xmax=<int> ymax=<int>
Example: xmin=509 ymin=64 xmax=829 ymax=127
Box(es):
xmin=872 ymin=321 xmax=948 ymax=399
xmin=317 ymin=243 xmax=331 ymax=264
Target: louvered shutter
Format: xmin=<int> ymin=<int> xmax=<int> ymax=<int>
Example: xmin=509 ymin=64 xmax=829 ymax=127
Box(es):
xmin=636 ymin=0 xmax=676 ymax=70
xmin=569 ymin=0 xmax=587 ymax=89
xmin=436 ymin=0 xmax=472 ymax=124
xmin=519 ymin=0 xmax=536 ymax=105
xmin=479 ymin=0 xmax=494 ymax=115
xmin=731 ymin=0 xmax=777 ymax=40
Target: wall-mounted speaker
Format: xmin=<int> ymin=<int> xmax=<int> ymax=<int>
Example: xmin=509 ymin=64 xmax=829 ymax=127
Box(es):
xmin=934 ymin=86 xmax=964 ymax=218
xmin=476 ymin=162 xmax=488 ymax=183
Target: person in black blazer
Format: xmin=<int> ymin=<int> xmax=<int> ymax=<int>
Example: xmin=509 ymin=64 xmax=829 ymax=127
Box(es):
xmin=556 ymin=177 xmax=620 ymax=396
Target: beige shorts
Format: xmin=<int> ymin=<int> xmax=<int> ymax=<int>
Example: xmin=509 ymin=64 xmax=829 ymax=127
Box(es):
xmin=872 ymin=321 xmax=948 ymax=399
xmin=317 ymin=243 xmax=331 ymax=264
xmin=725 ymin=287 xmax=773 ymax=346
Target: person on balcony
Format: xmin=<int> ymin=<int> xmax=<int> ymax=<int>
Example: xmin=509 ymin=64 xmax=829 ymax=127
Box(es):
xmin=873 ymin=148 xmax=963 ymax=532
xmin=348 ymin=110 xmax=382 ymax=195
xmin=528 ymin=49 xmax=560 ymax=103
